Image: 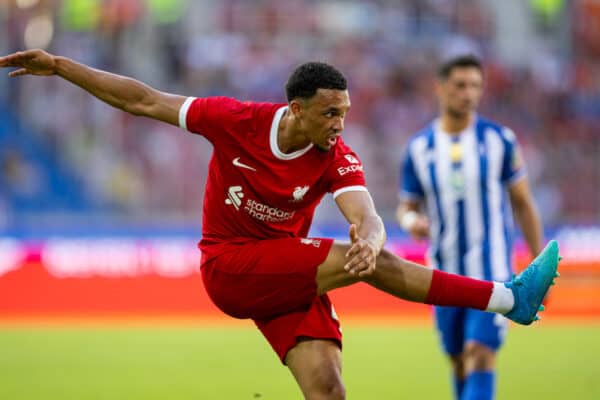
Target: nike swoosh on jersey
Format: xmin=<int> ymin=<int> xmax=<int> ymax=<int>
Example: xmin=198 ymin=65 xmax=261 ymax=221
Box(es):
xmin=232 ymin=157 xmax=257 ymax=171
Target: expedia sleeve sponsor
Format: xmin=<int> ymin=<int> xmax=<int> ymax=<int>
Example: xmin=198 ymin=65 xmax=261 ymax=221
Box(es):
xmin=325 ymin=143 xmax=367 ymax=194
xmin=337 ymin=153 xmax=364 ymax=176
xmin=337 ymin=164 xmax=364 ymax=176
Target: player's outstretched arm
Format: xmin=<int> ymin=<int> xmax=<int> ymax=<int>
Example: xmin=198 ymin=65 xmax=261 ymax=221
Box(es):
xmin=0 ymin=49 xmax=185 ymax=126
xmin=335 ymin=190 xmax=386 ymax=277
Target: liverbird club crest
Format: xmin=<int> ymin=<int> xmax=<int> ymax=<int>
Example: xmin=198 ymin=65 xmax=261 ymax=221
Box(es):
xmin=291 ymin=185 xmax=309 ymax=202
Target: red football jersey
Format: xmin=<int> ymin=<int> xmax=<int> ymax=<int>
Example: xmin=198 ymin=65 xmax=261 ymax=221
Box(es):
xmin=179 ymin=96 xmax=367 ymax=260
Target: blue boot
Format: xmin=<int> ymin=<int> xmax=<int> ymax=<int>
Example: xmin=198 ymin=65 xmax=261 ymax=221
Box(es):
xmin=504 ymin=240 xmax=561 ymax=325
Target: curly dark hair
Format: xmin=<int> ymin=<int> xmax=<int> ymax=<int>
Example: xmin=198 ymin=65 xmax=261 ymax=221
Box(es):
xmin=438 ymin=54 xmax=483 ymax=80
xmin=285 ymin=62 xmax=347 ymax=102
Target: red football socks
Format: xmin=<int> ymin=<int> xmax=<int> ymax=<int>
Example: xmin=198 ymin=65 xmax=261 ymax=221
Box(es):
xmin=424 ymin=269 xmax=494 ymax=310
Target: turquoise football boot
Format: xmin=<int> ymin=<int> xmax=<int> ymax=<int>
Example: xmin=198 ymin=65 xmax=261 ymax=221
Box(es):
xmin=504 ymin=240 xmax=561 ymax=325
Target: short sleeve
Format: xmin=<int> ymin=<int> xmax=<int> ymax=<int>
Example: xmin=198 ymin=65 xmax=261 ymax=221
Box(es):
xmin=326 ymin=147 xmax=367 ymax=199
xmin=178 ymin=96 xmax=252 ymax=143
xmin=400 ymin=147 xmax=424 ymax=200
xmin=500 ymin=128 xmax=526 ymax=185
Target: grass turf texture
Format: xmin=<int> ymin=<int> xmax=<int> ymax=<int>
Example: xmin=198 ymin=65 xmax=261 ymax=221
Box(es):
xmin=0 ymin=323 xmax=598 ymax=399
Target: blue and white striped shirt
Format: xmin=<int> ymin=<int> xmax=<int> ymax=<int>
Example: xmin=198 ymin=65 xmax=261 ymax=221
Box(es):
xmin=400 ymin=116 xmax=525 ymax=281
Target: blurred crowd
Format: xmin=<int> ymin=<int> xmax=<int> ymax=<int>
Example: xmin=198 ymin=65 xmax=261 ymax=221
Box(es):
xmin=1 ymin=0 xmax=599 ymax=228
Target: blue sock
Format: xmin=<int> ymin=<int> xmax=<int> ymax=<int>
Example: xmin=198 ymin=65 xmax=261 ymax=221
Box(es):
xmin=452 ymin=375 xmax=465 ymax=400
xmin=461 ymin=371 xmax=495 ymax=400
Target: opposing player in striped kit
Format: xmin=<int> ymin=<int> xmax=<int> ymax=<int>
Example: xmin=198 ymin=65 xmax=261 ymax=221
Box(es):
xmin=397 ymin=55 xmax=544 ymax=400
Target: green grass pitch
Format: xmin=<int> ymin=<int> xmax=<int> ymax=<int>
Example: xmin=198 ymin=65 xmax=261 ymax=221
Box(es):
xmin=0 ymin=322 xmax=598 ymax=399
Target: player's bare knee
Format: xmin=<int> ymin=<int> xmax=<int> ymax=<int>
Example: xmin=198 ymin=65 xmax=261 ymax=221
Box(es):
xmin=464 ymin=342 xmax=495 ymax=371
xmin=287 ymin=339 xmax=345 ymax=399
xmin=310 ymin=355 xmax=345 ymax=399
xmin=306 ymin=374 xmax=346 ymax=400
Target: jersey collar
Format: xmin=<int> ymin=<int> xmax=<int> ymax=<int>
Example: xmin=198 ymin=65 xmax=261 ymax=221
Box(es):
xmin=270 ymin=106 xmax=314 ymax=160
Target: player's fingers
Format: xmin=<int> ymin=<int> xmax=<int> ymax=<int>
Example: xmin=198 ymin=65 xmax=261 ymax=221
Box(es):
xmin=345 ymin=241 xmax=361 ymax=258
xmin=356 ymin=246 xmax=373 ymax=262
xmin=345 ymin=240 xmax=372 ymax=259
xmin=356 ymin=263 xmax=374 ymax=277
xmin=353 ymin=258 xmax=375 ymax=275
xmin=8 ymin=68 xmax=29 ymax=77
xmin=0 ymin=56 xmax=17 ymax=67
xmin=347 ymin=259 xmax=367 ymax=275
xmin=344 ymin=252 xmax=364 ymax=273
xmin=0 ymin=52 xmax=23 ymax=65
xmin=357 ymin=263 xmax=376 ymax=277
xmin=344 ymin=254 xmax=359 ymax=271
xmin=0 ymin=51 xmax=36 ymax=67
xmin=347 ymin=252 xmax=374 ymax=274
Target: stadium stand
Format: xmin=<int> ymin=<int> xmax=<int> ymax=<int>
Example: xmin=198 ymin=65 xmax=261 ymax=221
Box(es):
xmin=1 ymin=0 xmax=598 ymax=235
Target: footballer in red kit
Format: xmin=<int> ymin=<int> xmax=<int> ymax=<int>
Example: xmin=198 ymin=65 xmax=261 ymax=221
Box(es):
xmin=1 ymin=49 xmax=561 ymax=400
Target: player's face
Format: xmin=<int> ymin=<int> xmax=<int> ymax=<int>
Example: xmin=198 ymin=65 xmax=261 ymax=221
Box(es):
xmin=438 ymin=67 xmax=483 ymax=119
xmin=297 ymin=89 xmax=351 ymax=152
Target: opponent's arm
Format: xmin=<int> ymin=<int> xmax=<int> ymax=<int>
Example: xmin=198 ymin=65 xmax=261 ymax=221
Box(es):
xmin=395 ymin=199 xmax=429 ymax=240
xmin=335 ymin=190 xmax=386 ymax=277
xmin=0 ymin=49 xmax=185 ymax=126
xmin=508 ymin=177 xmax=543 ymax=257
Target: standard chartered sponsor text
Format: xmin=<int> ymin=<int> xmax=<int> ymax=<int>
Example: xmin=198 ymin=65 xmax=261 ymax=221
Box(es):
xmin=244 ymin=199 xmax=295 ymax=222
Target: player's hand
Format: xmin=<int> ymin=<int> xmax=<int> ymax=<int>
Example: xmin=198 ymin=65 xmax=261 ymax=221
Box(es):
xmin=409 ymin=216 xmax=430 ymax=241
xmin=344 ymin=224 xmax=378 ymax=277
xmin=0 ymin=49 xmax=57 ymax=77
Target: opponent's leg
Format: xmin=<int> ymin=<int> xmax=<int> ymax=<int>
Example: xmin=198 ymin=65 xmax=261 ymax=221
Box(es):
xmin=461 ymin=342 xmax=496 ymax=400
xmin=460 ymin=309 xmax=506 ymax=400
xmin=450 ymin=354 xmax=466 ymax=400
xmin=434 ymin=306 xmax=467 ymax=400
xmin=285 ymin=338 xmax=346 ymax=400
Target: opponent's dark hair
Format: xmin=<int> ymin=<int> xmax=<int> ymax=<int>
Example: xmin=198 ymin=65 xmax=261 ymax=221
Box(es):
xmin=285 ymin=62 xmax=347 ymax=102
xmin=438 ymin=55 xmax=483 ymax=80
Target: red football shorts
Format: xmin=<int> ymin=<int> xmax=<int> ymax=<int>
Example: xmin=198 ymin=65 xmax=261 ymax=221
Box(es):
xmin=200 ymin=237 xmax=341 ymax=363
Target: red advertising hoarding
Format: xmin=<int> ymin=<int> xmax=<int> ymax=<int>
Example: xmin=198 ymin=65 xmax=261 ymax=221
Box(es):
xmin=0 ymin=230 xmax=598 ymax=321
